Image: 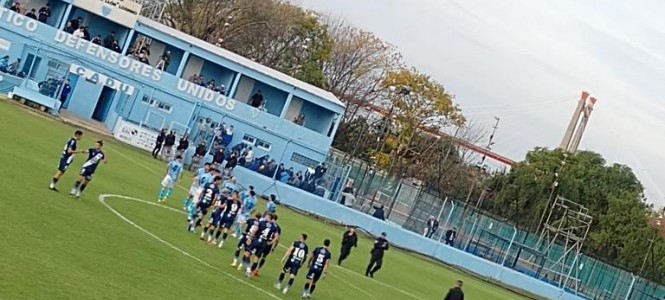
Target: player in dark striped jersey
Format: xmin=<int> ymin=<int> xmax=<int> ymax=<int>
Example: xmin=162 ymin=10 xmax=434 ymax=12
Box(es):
xmin=275 ymin=233 xmax=309 ymax=295
xmin=70 ymin=140 xmax=107 ymax=199
xmin=231 ymin=212 xmax=262 ymax=268
xmin=302 ymin=239 xmax=332 ymax=299
xmin=188 ymin=176 xmax=222 ymax=233
xmin=49 ymin=130 xmax=83 ymax=191
xmin=214 ymin=191 xmax=242 ymax=248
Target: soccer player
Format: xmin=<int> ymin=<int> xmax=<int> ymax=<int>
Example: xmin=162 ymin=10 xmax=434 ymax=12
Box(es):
xmin=275 ymin=233 xmax=308 ymax=295
xmin=200 ymin=191 xmax=229 ymax=243
xmin=188 ymin=176 xmax=222 ymax=233
xmin=266 ymin=194 xmax=277 ymax=214
xmin=365 ymin=232 xmax=389 ymax=278
xmin=302 ymin=239 xmax=332 ymax=299
xmin=231 ymin=212 xmax=262 ymax=268
xmin=49 ymin=130 xmax=83 ymax=191
xmin=233 ymin=187 xmax=257 ymax=238
xmin=244 ymin=213 xmax=278 ymax=277
xmin=187 ymin=168 xmax=217 ymax=221
xmin=157 ymin=155 xmax=184 ymax=203
xmin=183 ymin=162 xmax=210 ymax=210
xmin=70 ymin=140 xmax=107 ymax=199
xmin=256 ymin=214 xmax=281 ymax=274
xmin=214 ymin=191 xmax=243 ymax=248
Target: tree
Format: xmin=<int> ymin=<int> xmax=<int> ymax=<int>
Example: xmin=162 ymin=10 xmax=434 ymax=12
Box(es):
xmin=488 ymin=147 xmax=665 ymax=279
xmin=323 ymin=19 xmax=402 ymax=122
xmin=163 ymin=0 xmax=332 ymax=88
xmin=375 ymin=68 xmax=464 ymax=174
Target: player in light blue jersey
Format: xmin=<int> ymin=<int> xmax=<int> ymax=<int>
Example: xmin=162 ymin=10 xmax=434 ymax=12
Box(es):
xmin=70 ymin=140 xmax=107 ymax=199
xmin=265 ymin=194 xmax=277 ymax=215
xmin=233 ymin=186 xmax=257 ymax=238
xmin=187 ymin=168 xmax=220 ymax=220
xmin=49 ymin=130 xmax=83 ymax=192
xmin=158 ymin=155 xmax=184 ymax=203
xmin=183 ymin=162 xmax=211 ymax=210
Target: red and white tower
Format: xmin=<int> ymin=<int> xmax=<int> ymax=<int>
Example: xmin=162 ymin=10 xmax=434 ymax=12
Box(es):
xmin=559 ymin=91 xmax=597 ymax=153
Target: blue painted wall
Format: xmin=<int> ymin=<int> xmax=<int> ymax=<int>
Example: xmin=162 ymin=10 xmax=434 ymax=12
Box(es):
xmin=47 ymin=0 xmax=68 ymax=28
xmin=0 ymin=5 xmax=343 ymax=157
xmin=300 ymin=101 xmax=334 ymax=134
xmin=67 ymin=76 xmax=103 ymax=118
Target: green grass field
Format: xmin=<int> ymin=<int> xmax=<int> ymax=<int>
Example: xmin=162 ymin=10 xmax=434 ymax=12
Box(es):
xmin=0 ymin=99 xmax=530 ymax=300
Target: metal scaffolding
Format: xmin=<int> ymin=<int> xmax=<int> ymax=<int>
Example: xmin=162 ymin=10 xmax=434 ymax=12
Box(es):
xmin=537 ymin=196 xmax=593 ymax=292
xmin=139 ymin=0 xmax=167 ymax=23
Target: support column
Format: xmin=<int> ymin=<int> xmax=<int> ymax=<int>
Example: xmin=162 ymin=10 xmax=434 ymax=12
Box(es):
xmin=280 ymin=90 xmax=294 ymax=118
xmin=122 ymin=29 xmax=135 ymax=55
xmin=175 ymin=51 xmax=190 ymax=78
xmin=328 ymin=112 xmax=341 ymax=137
xmin=228 ymin=72 xmax=242 ymax=99
xmin=59 ymin=4 xmax=73 ymax=30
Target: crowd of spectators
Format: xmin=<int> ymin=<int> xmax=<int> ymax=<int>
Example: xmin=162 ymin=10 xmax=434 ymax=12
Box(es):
xmin=187 ymin=74 xmax=228 ymax=95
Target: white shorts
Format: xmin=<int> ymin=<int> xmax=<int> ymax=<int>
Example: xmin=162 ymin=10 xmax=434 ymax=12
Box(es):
xmin=194 ymin=187 xmax=204 ymax=201
xmin=189 ymin=185 xmax=199 ymax=196
xmin=161 ymin=175 xmax=175 ymax=189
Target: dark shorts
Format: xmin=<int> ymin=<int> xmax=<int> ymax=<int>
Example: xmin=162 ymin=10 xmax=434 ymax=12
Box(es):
xmin=220 ymin=216 xmax=235 ymax=229
xmin=79 ymin=167 xmax=94 ymax=181
xmin=237 ymin=235 xmax=249 ymax=250
xmin=58 ymin=156 xmax=72 ymax=172
xmin=209 ymin=211 xmax=223 ymax=227
xmin=306 ymin=269 xmax=323 ymax=282
xmin=282 ymin=261 xmax=302 ymax=275
xmin=248 ymin=240 xmax=267 ymax=255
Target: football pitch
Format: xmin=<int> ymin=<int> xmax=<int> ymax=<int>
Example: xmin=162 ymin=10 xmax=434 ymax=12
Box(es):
xmin=0 ymin=99 xmax=531 ymax=300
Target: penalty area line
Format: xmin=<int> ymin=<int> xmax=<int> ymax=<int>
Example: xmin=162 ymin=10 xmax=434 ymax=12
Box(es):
xmin=98 ymin=194 xmax=284 ymax=300
xmin=99 ymin=193 xmax=424 ymax=300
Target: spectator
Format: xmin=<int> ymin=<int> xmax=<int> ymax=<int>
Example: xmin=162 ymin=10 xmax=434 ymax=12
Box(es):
xmin=175 ymin=134 xmax=189 ymax=158
xmin=372 ymin=204 xmax=386 ymax=221
xmin=340 ymin=185 xmax=355 ymax=207
xmin=213 ymin=147 xmax=225 ymax=165
xmin=103 ymin=32 xmax=116 ymax=48
xmin=151 ymin=129 xmax=166 ymax=159
xmin=242 ymin=147 xmax=254 ymax=166
xmin=69 ymin=16 xmax=83 ymax=30
xmin=225 ymin=151 xmax=238 ymax=171
xmin=189 ymin=141 xmax=207 ymax=171
xmin=138 ymin=53 xmax=150 ymax=64
xmin=314 ymin=163 xmax=327 ymax=179
xmin=6 ymin=58 xmax=20 ymax=75
xmin=424 ymin=216 xmax=440 ymax=239
xmin=38 ymin=4 xmax=50 ymax=23
xmin=162 ymin=130 xmax=176 ymax=161
xmin=249 ymin=90 xmax=263 ymax=108
xmin=0 ymin=55 xmax=9 ymax=73
xmin=111 ymin=41 xmax=121 ymax=53
xmin=444 ymin=227 xmax=457 ymax=246
xmin=288 ymin=171 xmax=302 ymax=187
xmin=9 ymin=2 xmax=21 ymax=13
xmin=72 ymin=27 xmax=85 ymax=38
xmin=58 ymin=79 xmax=71 ymax=111
xmin=63 ymin=22 xmax=74 ymax=34
xmin=25 ymin=8 xmax=37 ymax=19
xmin=294 ymin=113 xmax=305 ymax=125
xmin=91 ymin=35 xmax=102 ymax=45
xmin=82 ymin=27 xmax=90 ymax=40
xmin=304 ymin=164 xmax=316 ymax=182
xmin=443 ymin=281 xmax=464 ymax=300
xmin=221 ymin=125 xmax=233 ymax=146
xmin=217 ymin=84 xmax=227 ymax=95
xmin=188 ymin=74 xmax=198 ymax=82
xmin=156 ymin=50 xmax=170 ymax=71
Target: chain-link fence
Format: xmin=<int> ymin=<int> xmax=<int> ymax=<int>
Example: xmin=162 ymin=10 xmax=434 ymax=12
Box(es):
xmin=331 ymin=151 xmax=665 ymax=300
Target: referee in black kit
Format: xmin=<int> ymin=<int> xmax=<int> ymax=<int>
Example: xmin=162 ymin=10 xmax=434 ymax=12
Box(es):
xmin=365 ymin=232 xmax=389 ymax=278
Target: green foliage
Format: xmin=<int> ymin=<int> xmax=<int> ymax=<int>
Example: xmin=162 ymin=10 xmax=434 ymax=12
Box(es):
xmin=490 ymin=147 xmax=665 ymax=281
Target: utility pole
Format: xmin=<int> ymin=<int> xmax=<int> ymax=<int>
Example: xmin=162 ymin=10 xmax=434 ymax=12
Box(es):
xmin=479 ymin=117 xmax=500 ymax=166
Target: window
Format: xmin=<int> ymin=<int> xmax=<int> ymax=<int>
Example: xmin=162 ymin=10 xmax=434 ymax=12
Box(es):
xmin=256 ymin=139 xmax=271 ymax=151
xmin=290 ymin=152 xmax=318 ymax=167
xmin=156 ymin=101 xmax=173 ymax=113
xmin=141 ymin=95 xmax=156 ymax=106
xmin=242 ymin=134 xmax=256 ymax=145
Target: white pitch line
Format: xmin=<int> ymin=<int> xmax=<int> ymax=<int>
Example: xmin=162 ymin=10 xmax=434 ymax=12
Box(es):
xmin=98 ymin=194 xmax=284 ymax=300
xmin=100 ymin=151 xmax=425 ymax=300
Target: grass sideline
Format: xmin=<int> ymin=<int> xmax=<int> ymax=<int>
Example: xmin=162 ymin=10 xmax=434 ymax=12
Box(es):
xmin=0 ymin=98 xmax=532 ymax=299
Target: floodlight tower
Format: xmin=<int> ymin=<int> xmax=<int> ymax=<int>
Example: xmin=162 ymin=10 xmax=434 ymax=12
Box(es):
xmin=139 ymin=0 xmax=167 ymax=22
xmin=559 ymin=91 xmax=597 ymax=153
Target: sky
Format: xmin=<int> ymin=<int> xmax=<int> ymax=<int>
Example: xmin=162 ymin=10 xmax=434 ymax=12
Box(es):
xmin=296 ymin=0 xmax=665 ymax=205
